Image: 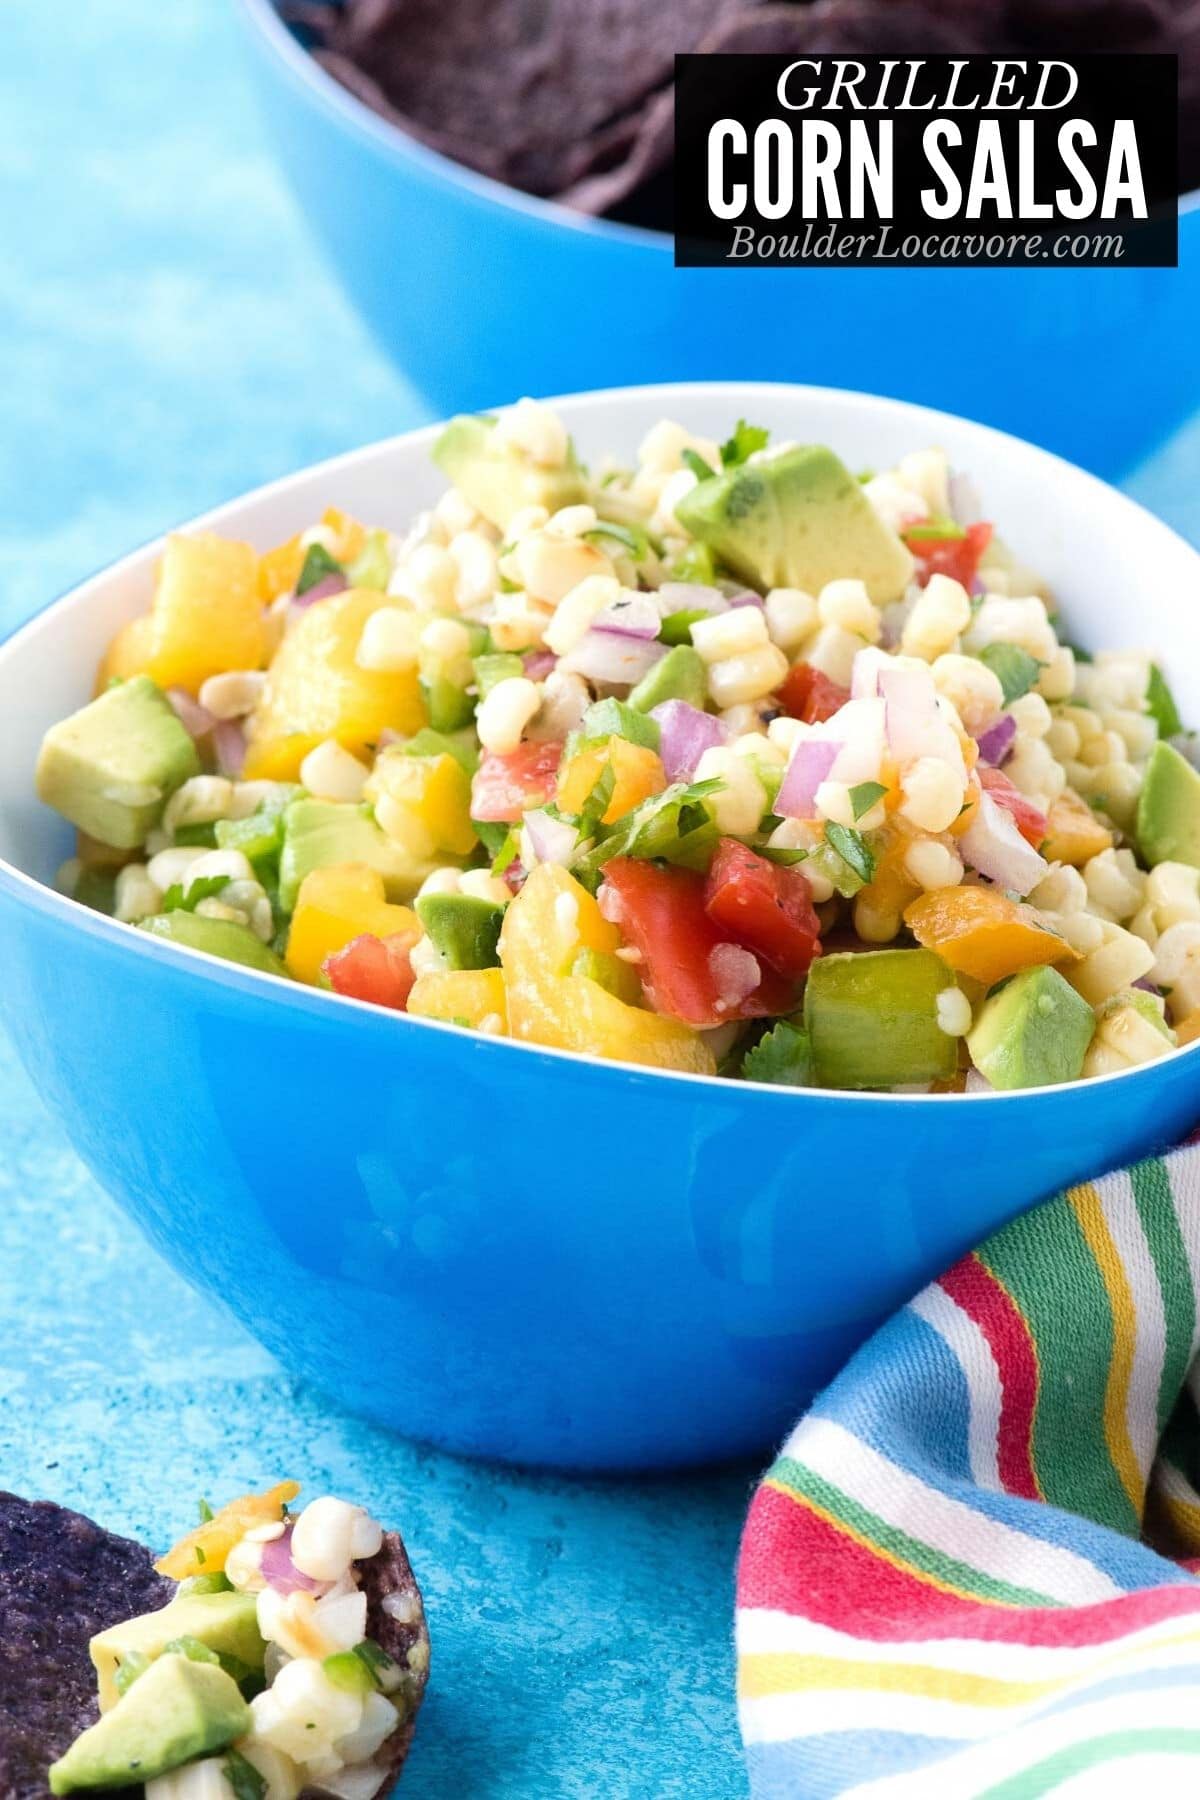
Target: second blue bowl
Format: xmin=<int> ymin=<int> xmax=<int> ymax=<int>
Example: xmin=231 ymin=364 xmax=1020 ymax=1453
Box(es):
xmin=237 ymin=0 xmax=1200 ymax=479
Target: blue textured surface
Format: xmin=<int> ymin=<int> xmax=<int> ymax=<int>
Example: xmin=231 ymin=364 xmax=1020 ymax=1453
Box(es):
xmin=0 ymin=3 xmax=750 ymax=1794
xmin=1 ymin=2 xmax=1199 ymax=1795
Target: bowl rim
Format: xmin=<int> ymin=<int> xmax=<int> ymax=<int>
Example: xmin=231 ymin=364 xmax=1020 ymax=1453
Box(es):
xmin=236 ymin=0 xmax=1200 ymax=243
xmin=4 ymin=375 xmax=1200 ymax=1106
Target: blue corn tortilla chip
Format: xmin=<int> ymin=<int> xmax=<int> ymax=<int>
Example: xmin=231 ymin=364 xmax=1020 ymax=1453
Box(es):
xmin=0 ymin=1493 xmax=429 ymax=1799
xmin=0 ymin=1493 xmax=173 ymax=1800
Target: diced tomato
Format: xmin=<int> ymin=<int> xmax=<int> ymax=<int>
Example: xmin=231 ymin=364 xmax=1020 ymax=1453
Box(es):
xmin=470 ymin=739 xmax=563 ymax=823
xmin=324 ymin=931 xmax=417 ymax=1011
xmin=904 ymin=520 xmax=993 ymax=591
xmin=978 ymin=766 xmax=1049 ymax=849
xmin=777 ymin=663 xmax=849 ymax=725
xmin=702 ymin=838 xmax=822 ymax=979
xmin=600 ymin=857 xmax=794 ymax=1027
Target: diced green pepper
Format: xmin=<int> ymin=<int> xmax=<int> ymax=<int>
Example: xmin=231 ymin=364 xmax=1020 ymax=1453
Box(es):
xmin=804 ymin=949 xmax=958 ymax=1089
xmin=581 ymin=697 xmax=661 ymax=751
xmin=473 ymin=651 xmax=525 ymax=699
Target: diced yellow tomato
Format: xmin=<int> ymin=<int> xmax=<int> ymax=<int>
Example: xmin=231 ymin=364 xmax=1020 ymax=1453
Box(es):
xmin=853 ymin=836 xmax=920 ymax=938
xmin=258 ymin=534 xmax=305 ymax=604
xmin=141 ymin=533 xmax=268 ymax=695
xmin=904 ymin=886 xmax=1079 ymax=986
xmin=245 ymin=589 xmax=425 ymax=780
xmin=1041 ymin=788 xmax=1115 ymax=867
xmin=1175 ymin=1010 xmax=1200 ymax=1048
xmin=155 ymin=1479 xmax=299 ymax=1580
xmin=285 ymin=863 xmax=419 ymax=985
xmin=368 ymin=749 xmax=477 ymax=858
xmin=499 ymin=864 xmax=714 ymax=1074
xmin=408 ymin=967 xmax=508 ymax=1031
xmin=97 ymin=614 xmax=156 ymax=690
xmin=557 ymin=737 xmax=666 ymax=823
xmin=321 ymin=506 xmax=366 ymax=565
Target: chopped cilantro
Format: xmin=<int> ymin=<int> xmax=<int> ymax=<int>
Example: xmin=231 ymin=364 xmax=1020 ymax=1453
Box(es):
xmin=224 ymin=1749 xmax=268 ymax=1800
xmin=585 ymin=521 xmax=651 ymax=560
xmin=681 ymin=448 xmax=717 ymax=482
xmin=161 ymin=874 xmax=231 ymax=914
xmin=487 ymin=827 xmax=520 ymax=876
xmin=194 ymin=1545 xmax=206 ymax=1565
xmin=720 ymin=419 xmax=769 ymax=468
xmin=473 ymin=819 xmax=513 ymax=859
xmin=757 ymin=844 xmax=809 ymax=867
xmin=741 ymin=1020 xmax=813 ymax=1088
xmin=977 ymin=642 xmax=1044 ymax=705
xmin=1146 ymin=663 xmax=1183 ymax=739
xmin=578 ymin=761 xmax=617 ymax=837
xmin=824 ymin=822 xmax=876 ymax=885
xmin=354 ymin=1639 xmax=399 ymax=1689
xmin=848 ymin=781 xmax=888 ymax=822
xmin=295 ymin=542 xmax=344 ymax=596
xmin=198 ymin=1497 xmax=215 ymax=1523
xmin=172 ymin=821 xmax=218 ymax=849
xmin=572 ymin=779 xmax=722 ymax=885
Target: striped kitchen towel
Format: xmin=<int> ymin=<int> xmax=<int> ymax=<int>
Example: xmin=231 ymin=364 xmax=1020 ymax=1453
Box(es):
xmin=737 ymin=1140 xmax=1200 ymax=1797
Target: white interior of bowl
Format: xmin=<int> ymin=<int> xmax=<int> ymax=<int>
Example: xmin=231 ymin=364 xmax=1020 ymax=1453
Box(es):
xmin=3 ymin=378 xmax=1198 ymax=921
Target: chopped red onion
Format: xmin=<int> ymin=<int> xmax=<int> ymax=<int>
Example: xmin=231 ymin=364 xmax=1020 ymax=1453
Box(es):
xmin=166 ymin=687 xmax=215 ymax=740
xmin=376 ymin=728 xmax=404 ymax=750
xmin=776 ymin=737 xmax=841 ymax=820
xmin=1132 ymin=977 xmax=1163 ymax=996
xmin=709 ymin=942 xmax=761 ymax=1010
xmin=523 ymin=650 xmax=558 ymax=680
xmin=880 ymin=663 xmax=940 ymax=764
xmin=597 ymin=882 xmax=624 ymax=926
xmin=261 ymin=1524 xmax=326 ymax=1596
xmin=213 ymin=720 xmax=247 ymax=778
xmin=560 ymin=629 xmax=665 ymax=687
xmin=591 ymin=593 xmax=661 ymax=639
xmin=850 ymin=647 xmax=890 ymax=702
xmin=964 ymin=1067 xmax=994 ymax=1094
xmin=728 ymin=590 xmax=765 ymax=610
xmin=522 ymin=808 xmax=579 ymax=867
xmin=960 ymin=791 xmax=1047 ymax=897
xmin=290 ymin=572 xmax=348 ymax=611
xmin=653 ymin=583 xmax=729 ymax=620
xmin=649 ymin=700 xmax=726 ymax=781
xmin=974 ymin=714 xmax=1017 ymax=767
xmin=949 ymin=470 xmax=982 ymax=526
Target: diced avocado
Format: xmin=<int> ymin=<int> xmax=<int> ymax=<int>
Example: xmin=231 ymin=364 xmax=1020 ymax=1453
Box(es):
xmin=967 ymin=966 xmax=1095 ymax=1091
xmin=36 ymin=676 xmax=201 ymax=850
xmin=91 ymin=1590 xmax=265 ymax=1713
xmin=1098 ymin=987 xmax=1174 ymax=1040
xmin=416 ymin=893 xmax=505 ymax=969
xmin=675 ymin=445 xmax=914 ymax=604
xmin=433 ymin=414 xmax=586 ymax=531
xmin=1137 ymin=741 xmax=1200 ymax=870
xmin=345 ymin=527 xmax=392 ymax=591
xmin=278 ymin=798 xmax=437 ymax=912
xmin=628 ymin=645 xmax=708 ymax=713
xmin=49 ymin=1654 xmax=250 ymax=1793
xmin=582 ymin=697 xmax=660 ymax=751
xmin=804 ymin=949 xmax=958 ymax=1090
xmin=139 ymin=912 xmax=288 ymax=977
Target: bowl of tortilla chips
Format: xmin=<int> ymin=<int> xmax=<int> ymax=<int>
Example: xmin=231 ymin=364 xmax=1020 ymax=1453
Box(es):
xmin=236 ymin=0 xmax=1200 ymax=476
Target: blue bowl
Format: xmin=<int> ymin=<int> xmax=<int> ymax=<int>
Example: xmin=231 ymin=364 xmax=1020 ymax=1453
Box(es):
xmin=236 ymin=0 xmax=1200 ymax=480
xmin=2 ymin=383 xmax=1198 ymax=1471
